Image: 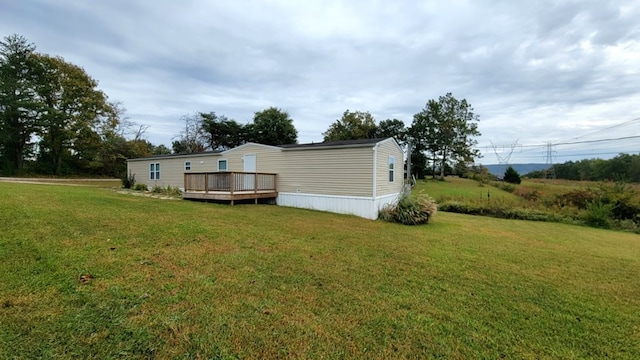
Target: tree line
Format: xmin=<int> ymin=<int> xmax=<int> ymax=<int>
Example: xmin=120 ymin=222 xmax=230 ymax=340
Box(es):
xmin=174 ymin=100 xmax=483 ymax=181
xmin=1 ymin=33 xmax=483 ymax=179
xmin=169 ymin=107 xmax=297 ymax=153
xmin=319 ymin=95 xmax=481 ymax=180
xmin=526 ymin=153 xmax=640 ymax=183
xmin=0 ymin=34 xmax=168 ymax=177
xmin=0 ymin=34 xmax=300 ymax=178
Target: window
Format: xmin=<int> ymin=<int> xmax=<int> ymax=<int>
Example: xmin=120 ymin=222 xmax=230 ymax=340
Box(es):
xmin=388 ymin=156 xmax=395 ymax=182
xmin=150 ymin=163 xmax=160 ymax=180
xmin=218 ymin=159 xmax=228 ymax=171
xmin=184 ymin=161 xmax=191 ymax=171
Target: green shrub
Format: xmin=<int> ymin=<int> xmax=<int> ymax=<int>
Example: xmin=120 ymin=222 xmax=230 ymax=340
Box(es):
xmin=503 ymin=166 xmax=522 ymax=184
xmin=596 ymin=182 xmax=640 ymax=222
xmin=134 ymin=183 xmax=148 ymax=191
xmin=612 ymin=219 xmax=640 ymax=234
xmin=143 ymin=185 xmax=183 ymax=196
xmin=164 ymin=185 xmax=183 ymax=196
xmin=553 ymin=189 xmax=597 ymax=209
xmin=583 ymin=201 xmax=613 ymax=228
xmin=379 ymin=193 xmax=437 ymax=225
xmin=121 ymin=171 xmax=136 ymax=189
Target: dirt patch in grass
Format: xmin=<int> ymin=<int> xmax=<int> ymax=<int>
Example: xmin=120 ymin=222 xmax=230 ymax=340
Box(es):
xmin=116 ymin=189 xmax=181 ymax=200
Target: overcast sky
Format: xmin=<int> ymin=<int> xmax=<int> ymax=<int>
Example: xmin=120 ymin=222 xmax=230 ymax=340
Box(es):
xmin=2 ymin=0 xmax=639 ymax=164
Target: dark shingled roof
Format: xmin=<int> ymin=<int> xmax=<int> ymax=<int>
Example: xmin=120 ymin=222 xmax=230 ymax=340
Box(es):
xmin=280 ymin=137 xmax=389 ymax=149
xmin=129 ymin=138 xmax=395 ymax=161
xmin=128 ymin=149 xmax=222 ymax=160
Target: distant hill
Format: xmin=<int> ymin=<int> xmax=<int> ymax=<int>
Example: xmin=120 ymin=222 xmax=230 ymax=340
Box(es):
xmin=483 ymin=163 xmax=550 ymax=177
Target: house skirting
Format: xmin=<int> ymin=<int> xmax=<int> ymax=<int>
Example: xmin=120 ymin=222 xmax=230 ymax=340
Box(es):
xmin=277 ymin=192 xmax=400 ymax=220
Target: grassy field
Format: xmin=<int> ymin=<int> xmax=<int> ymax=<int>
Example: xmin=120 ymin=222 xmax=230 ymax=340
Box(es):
xmin=1 ymin=182 xmax=639 ymax=359
xmin=413 ymin=177 xmax=522 ymax=203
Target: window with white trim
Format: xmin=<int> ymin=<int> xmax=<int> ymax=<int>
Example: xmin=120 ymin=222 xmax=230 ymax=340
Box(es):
xmin=184 ymin=161 xmax=191 ymax=171
xmin=150 ymin=163 xmax=160 ymax=180
xmin=388 ymin=156 xmax=395 ymax=182
xmin=218 ymin=159 xmax=228 ymax=171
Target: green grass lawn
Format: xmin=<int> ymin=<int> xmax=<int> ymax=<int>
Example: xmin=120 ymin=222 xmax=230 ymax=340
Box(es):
xmin=0 ymin=177 xmax=121 ymax=187
xmin=1 ymin=183 xmax=639 ymax=359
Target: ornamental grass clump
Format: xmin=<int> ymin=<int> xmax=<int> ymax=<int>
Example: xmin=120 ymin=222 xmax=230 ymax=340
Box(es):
xmin=379 ymin=193 xmax=437 ymax=225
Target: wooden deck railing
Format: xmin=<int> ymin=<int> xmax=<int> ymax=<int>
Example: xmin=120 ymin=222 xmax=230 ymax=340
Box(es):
xmin=184 ymin=172 xmax=277 ymax=194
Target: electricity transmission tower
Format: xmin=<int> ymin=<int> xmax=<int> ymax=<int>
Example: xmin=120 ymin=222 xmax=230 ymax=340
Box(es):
xmin=490 ymin=140 xmax=520 ymax=177
xmin=543 ymin=142 xmax=556 ymax=179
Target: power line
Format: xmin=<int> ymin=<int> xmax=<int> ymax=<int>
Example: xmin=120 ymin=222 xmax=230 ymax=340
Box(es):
xmin=508 ymin=150 xmax=640 ymax=160
xmin=559 ymin=117 xmax=640 ymax=143
xmin=554 ymin=135 xmax=640 ymax=146
xmin=478 ymin=134 xmax=640 ymax=150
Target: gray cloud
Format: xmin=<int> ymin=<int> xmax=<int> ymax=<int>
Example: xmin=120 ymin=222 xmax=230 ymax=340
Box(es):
xmin=1 ymin=0 xmax=639 ymax=163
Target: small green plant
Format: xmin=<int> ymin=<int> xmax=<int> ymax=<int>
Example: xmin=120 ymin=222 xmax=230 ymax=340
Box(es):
xmin=144 ymin=185 xmax=182 ymax=196
xmin=134 ymin=183 xmax=148 ymax=191
xmin=379 ymin=193 xmax=437 ymax=225
xmin=121 ymin=171 xmax=136 ymax=189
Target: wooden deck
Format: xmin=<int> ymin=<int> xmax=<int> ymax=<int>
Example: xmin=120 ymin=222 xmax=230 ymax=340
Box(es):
xmin=183 ymin=172 xmax=277 ymax=204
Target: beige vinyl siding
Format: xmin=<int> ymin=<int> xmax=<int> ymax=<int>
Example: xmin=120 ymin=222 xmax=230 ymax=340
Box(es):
xmin=126 ymin=140 xmax=397 ymax=198
xmin=376 ymin=138 xmax=405 ymax=196
xmin=127 ymin=153 xmax=221 ymax=188
xmin=221 ymin=144 xmax=284 ymax=173
xmin=280 ymin=146 xmax=374 ymax=197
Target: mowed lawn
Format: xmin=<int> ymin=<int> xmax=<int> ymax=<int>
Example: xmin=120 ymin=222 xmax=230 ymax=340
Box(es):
xmin=1 ymin=183 xmax=639 ymax=359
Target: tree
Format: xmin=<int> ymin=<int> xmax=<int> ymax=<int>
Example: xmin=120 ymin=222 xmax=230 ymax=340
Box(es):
xmin=323 ymin=110 xmax=377 ymax=141
xmin=468 ymin=164 xmax=494 ymax=182
xmin=250 ymin=107 xmax=297 ymax=145
xmin=410 ymin=150 xmax=427 ymax=179
xmin=200 ymin=112 xmax=246 ymax=150
xmin=376 ymin=118 xmax=407 ymax=143
xmin=0 ymin=34 xmax=41 ymax=174
xmin=410 ymin=93 xmax=481 ymax=179
xmin=34 ymin=53 xmax=116 ymax=175
xmin=172 ymin=113 xmax=208 ymax=153
xmin=152 ymin=144 xmax=171 ymax=155
xmin=454 ymin=160 xmax=470 ymax=177
xmin=504 ymin=166 xmax=522 ymax=184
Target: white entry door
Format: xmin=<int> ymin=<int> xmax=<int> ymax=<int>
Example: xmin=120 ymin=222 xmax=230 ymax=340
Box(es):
xmin=243 ymin=154 xmax=256 ymax=190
